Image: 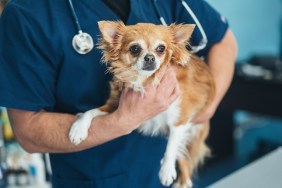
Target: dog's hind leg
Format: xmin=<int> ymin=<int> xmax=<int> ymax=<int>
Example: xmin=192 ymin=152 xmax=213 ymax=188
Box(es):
xmin=173 ymin=122 xmax=210 ymax=188
xmin=158 ymin=123 xmax=192 ymax=187
xmin=173 ymin=158 xmax=193 ymax=188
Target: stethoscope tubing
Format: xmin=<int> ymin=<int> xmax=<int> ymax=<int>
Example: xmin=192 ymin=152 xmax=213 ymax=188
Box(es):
xmin=68 ymin=0 xmax=94 ymax=54
xmin=68 ymin=0 xmax=82 ymax=32
xmin=153 ymin=0 xmax=208 ymax=53
xmin=68 ymin=0 xmax=208 ymax=54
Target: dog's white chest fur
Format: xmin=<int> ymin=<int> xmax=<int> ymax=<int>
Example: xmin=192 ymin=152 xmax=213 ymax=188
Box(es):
xmin=138 ymin=99 xmax=180 ymax=136
xmin=138 ymin=98 xmax=199 ymax=138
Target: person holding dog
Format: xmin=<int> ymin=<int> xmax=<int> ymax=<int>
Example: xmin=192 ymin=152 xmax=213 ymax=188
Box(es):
xmin=0 ymin=0 xmax=237 ymax=187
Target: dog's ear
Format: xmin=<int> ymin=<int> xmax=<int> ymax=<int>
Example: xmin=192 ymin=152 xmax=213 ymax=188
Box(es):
xmin=170 ymin=24 xmax=195 ymax=44
xmin=97 ymin=21 xmax=125 ymax=44
xmin=170 ymin=24 xmax=195 ymax=66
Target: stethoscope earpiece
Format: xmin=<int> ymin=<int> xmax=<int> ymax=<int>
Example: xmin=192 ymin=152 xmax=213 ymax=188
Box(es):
xmin=72 ymin=31 xmax=94 ymax=54
xmin=68 ymin=0 xmax=94 ymax=55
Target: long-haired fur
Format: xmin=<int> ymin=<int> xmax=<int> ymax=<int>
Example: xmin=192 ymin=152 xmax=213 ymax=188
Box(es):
xmin=98 ymin=21 xmax=215 ymax=187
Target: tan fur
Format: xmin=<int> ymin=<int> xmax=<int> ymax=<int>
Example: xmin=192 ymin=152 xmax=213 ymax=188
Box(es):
xmin=176 ymin=122 xmax=211 ymax=187
xmin=97 ymin=21 xmax=215 ymax=187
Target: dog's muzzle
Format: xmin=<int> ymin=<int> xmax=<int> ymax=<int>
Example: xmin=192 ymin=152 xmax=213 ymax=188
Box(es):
xmin=142 ymin=54 xmax=156 ymax=71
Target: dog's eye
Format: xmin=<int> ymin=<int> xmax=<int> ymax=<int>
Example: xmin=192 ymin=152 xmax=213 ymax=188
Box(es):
xmin=156 ymin=45 xmax=165 ymax=53
xmin=129 ymin=45 xmax=141 ymax=55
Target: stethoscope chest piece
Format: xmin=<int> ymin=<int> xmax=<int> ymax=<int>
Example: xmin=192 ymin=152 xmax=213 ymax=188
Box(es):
xmin=72 ymin=31 xmax=94 ymax=54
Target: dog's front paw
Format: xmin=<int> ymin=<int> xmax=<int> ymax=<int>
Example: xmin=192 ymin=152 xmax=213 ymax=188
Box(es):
xmin=69 ymin=113 xmax=92 ymax=145
xmin=69 ymin=109 xmax=108 ymax=145
xmin=159 ymin=160 xmax=177 ymax=187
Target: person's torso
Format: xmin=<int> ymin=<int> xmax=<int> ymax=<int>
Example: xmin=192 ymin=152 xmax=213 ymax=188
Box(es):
xmin=1 ymin=1 xmax=221 ymax=187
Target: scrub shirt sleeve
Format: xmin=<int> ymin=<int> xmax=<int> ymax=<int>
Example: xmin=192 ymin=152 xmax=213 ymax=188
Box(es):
xmin=0 ymin=4 xmax=57 ymax=111
xmin=176 ymin=0 xmax=229 ymax=55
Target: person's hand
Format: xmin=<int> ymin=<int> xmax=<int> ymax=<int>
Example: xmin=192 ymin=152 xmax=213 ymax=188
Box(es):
xmin=113 ymin=68 xmax=179 ymax=134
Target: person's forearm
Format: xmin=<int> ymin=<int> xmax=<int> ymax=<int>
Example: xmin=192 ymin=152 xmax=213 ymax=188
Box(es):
xmin=7 ymin=68 xmax=180 ymax=153
xmin=207 ymin=29 xmax=238 ymax=112
xmin=8 ymin=109 xmax=126 ymax=153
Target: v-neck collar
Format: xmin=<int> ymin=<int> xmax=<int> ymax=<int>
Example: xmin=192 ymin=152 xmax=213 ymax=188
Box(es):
xmin=96 ymin=0 xmax=133 ymax=24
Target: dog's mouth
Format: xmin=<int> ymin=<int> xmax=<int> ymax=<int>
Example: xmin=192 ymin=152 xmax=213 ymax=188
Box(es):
xmin=142 ymin=63 xmax=156 ymax=71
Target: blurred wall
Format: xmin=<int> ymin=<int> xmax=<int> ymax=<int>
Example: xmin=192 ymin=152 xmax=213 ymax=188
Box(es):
xmin=207 ymin=0 xmax=282 ymax=61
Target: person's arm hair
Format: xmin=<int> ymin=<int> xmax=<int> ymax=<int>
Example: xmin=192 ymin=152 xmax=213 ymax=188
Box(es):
xmin=8 ymin=68 xmax=179 ymax=153
xmin=7 ymin=109 xmax=123 ymax=153
xmin=192 ymin=29 xmax=238 ymax=124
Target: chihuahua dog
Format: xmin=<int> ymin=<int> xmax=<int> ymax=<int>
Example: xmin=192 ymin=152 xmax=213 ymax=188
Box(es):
xmin=69 ymin=21 xmax=215 ymax=188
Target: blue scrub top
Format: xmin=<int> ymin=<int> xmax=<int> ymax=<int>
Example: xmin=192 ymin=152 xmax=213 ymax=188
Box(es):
xmin=0 ymin=0 xmax=228 ymax=187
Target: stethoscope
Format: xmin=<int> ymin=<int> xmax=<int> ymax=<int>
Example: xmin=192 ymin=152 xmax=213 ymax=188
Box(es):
xmin=68 ymin=0 xmax=94 ymax=55
xmin=68 ymin=0 xmax=207 ymax=55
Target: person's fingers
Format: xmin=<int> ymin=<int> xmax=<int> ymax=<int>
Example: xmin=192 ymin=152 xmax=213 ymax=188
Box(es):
xmin=173 ymin=83 xmax=179 ymax=96
xmin=157 ymin=65 xmax=169 ymax=81
xmin=157 ymin=68 xmax=177 ymax=96
xmin=167 ymin=81 xmax=180 ymax=105
xmin=159 ymin=67 xmax=175 ymax=82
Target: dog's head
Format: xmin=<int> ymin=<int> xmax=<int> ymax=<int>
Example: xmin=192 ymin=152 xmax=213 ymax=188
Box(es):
xmin=98 ymin=21 xmax=195 ymax=91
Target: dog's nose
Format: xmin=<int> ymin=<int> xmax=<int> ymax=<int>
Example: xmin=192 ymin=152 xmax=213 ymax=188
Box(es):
xmin=144 ymin=54 xmax=155 ymax=63
xmin=143 ymin=54 xmax=156 ymax=71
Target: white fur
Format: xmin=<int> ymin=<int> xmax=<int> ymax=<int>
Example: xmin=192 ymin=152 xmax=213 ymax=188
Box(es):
xmin=152 ymin=40 xmax=166 ymax=49
xmin=138 ymin=98 xmax=180 ymax=136
xmin=132 ymin=39 xmax=165 ymax=77
xmin=138 ymin=98 xmax=202 ymax=187
xmin=172 ymin=179 xmax=193 ymax=188
xmin=69 ymin=109 xmax=108 ymax=145
xmin=130 ymin=79 xmax=146 ymax=94
xmin=134 ymin=55 xmax=161 ymax=77
xmin=158 ymin=123 xmax=196 ymax=186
